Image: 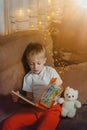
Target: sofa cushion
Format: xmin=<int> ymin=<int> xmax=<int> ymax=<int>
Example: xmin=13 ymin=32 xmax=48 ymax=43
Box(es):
xmin=56 ymin=62 xmax=87 ymax=104
xmin=0 ymin=30 xmax=53 ymax=95
xmin=56 ymin=105 xmax=87 ymax=130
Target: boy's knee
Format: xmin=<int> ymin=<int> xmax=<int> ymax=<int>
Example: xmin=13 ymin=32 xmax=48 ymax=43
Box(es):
xmin=49 ymin=104 xmax=61 ymax=113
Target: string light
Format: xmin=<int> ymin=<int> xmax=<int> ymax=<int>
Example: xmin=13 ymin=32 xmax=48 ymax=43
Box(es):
xmin=9 ymin=0 xmax=67 ymax=71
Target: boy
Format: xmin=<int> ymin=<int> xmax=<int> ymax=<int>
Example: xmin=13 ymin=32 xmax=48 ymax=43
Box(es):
xmin=2 ymin=43 xmax=63 ymax=130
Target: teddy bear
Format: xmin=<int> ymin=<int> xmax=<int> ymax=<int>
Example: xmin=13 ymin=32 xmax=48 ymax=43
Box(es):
xmin=57 ymin=86 xmax=81 ymax=118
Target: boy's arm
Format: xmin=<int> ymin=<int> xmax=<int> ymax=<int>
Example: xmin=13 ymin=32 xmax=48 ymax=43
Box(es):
xmin=19 ymin=92 xmax=33 ymax=104
xmin=26 ymin=92 xmax=33 ymax=101
xmin=11 ymin=91 xmax=33 ymax=104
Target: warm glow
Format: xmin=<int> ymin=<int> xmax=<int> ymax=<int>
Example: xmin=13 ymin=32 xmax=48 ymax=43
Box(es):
xmin=76 ymin=0 xmax=87 ymax=8
xmin=51 ymin=12 xmax=55 ymax=17
xmin=39 ymin=21 xmax=42 ymax=25
xmin=47 ymin=15 xmax=51 ymax=21
xmin=27 ymin=9 xmax=31 ymax=14
xmin=0 ymin=0 xmax=87 ymax=35
xmin=31 ymin=25 xmax=34 ymax=28
xmin=16 ymin=9 xmax=24 ymax=21
xmin=48 ymin=0 xmax=51 ymax=4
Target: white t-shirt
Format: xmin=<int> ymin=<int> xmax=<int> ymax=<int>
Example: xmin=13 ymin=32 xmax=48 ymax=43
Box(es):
xmin=22 ymin=66 xmax=63 ymax=102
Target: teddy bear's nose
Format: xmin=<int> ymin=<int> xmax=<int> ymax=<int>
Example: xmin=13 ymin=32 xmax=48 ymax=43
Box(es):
xmin=68 ymin=95 xmax=71 ymax=98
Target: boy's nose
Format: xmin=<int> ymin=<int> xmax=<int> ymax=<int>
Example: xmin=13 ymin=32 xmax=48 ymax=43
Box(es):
xmin=34 ymin=64 xmax=38 ymax=69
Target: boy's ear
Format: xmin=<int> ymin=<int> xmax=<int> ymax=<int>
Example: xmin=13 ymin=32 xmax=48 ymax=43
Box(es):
xmin=44 ymin=57 xmax=47 ymax=64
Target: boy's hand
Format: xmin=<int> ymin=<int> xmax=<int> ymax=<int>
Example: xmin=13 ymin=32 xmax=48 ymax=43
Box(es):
xmin=54 ymin=78 xmax=63 ymax=87
xmin=11 ymin=91 xmax=19 ymax=102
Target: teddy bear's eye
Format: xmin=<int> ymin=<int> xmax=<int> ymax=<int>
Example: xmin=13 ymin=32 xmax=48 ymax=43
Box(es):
xmin=66 ymin=93 xmax=68 ymax=96
xmin=72 ymin=95 xmax=74 ymax=97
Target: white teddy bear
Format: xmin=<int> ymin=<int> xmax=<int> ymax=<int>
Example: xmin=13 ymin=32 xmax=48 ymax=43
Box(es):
xmin=58 ymin=86 xmax=81 ymax=118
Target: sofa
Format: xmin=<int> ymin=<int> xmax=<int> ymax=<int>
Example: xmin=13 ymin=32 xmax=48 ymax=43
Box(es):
xmin=0 ymin=30 xmax=87 ymax=130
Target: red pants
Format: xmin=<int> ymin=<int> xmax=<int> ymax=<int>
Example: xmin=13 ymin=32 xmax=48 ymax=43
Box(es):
xmin=2 ymin=104 xmax=61 ymax=130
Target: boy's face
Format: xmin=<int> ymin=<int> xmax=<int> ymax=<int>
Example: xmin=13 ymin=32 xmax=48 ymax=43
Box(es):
xmin=27 ymin=55 xmax=46 ymax=74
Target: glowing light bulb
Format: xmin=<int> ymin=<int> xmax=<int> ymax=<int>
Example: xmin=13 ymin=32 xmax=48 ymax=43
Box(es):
xmin=39 ymin=21 xmax=42 ymax=25
xmin=31 ymin=25 xmax=34 ymax=27
xmin=16 ymin=9 xmax=24 ymax=20
xmin=47 ymin=15 xmax=50 ymax=20
xmin=27 ymin=9 xmax=31 ymax=14
xmin=48 ymin=0 xmax=51 ymax=4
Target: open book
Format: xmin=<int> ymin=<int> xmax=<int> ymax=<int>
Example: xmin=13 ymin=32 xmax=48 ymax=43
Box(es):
xmin=12 ymin=78 xmax=64 ymax=110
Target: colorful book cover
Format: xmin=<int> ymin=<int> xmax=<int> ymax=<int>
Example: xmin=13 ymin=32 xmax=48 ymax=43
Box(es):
xmin=37 ymin=78 xmax=64 ymax=108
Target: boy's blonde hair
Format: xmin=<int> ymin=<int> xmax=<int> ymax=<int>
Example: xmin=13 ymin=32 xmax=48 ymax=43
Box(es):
xmin=25 ymin=43 xmax=46 ymax=60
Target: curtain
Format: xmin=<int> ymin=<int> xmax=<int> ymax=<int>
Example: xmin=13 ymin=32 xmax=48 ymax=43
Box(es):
xmin=0 ymin=0 xmax=64 ymax=35
xmin=0 ymin=0 xmax=6 ymax=35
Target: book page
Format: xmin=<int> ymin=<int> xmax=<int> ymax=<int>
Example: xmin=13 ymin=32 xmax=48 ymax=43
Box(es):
xmin=11 ymin=91 xmax=46 ymax=110
xmin=12 ymin=91 xmax=35 ymax=106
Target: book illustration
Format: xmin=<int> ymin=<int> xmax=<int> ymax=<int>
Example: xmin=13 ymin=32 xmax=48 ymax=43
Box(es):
xmin=12 ymin=78 xmax=64 ymax=110
xmin=39 ymin=84 xmax=63 ymax=108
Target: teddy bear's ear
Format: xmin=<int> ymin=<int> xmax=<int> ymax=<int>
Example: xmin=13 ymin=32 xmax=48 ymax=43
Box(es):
xmin=75 ymin=90 xmax=78 ymax=97
xmin=66 ymin=86 xmax=70 ymax=90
